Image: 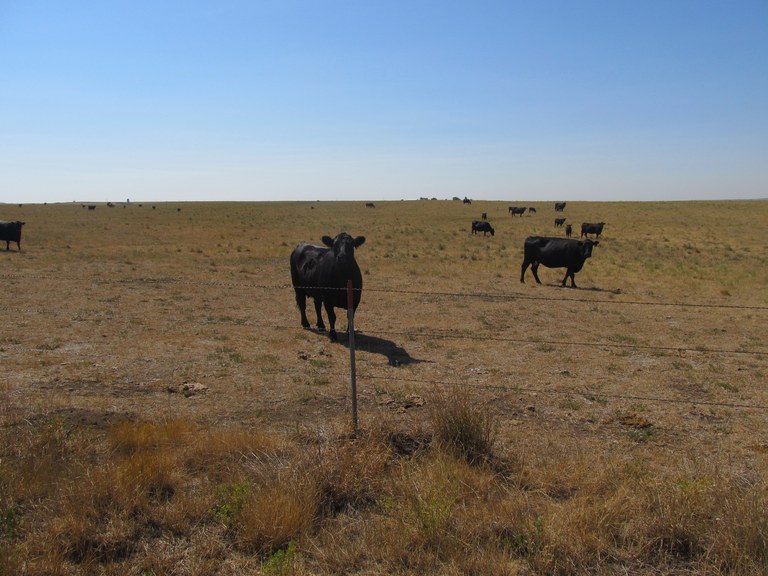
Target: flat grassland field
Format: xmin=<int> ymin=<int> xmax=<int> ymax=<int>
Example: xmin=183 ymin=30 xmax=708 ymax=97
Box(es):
xmin=1 ymin=199 xmax=767 ymax=573
xmin=4 ymin=200 xmax=766 ymax=432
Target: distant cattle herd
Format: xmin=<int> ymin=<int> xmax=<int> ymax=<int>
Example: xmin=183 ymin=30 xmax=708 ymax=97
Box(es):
xmin=1 ymin=200 xmax=606 ymax=345
xmin=466 ymin=201 xmax=605 ymax=291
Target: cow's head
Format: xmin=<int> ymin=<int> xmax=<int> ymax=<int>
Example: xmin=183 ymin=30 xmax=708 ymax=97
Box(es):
xmin=580 ymin=239 xmax=599 ymax=258
xmin=322 ymin=232 xmax=365 ymax=264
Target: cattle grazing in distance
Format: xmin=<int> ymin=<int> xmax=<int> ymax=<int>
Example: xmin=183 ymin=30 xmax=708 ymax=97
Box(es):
xmin=290 ymin=232 xmax=366 ymax=342
xmin=528 ymin=207 xmax=537 ymax=213
xmin=565 ymin=223 xmax=573 ymax=238
xmin=554 ymin=202 xmax=567 ymax=212
xmin=471 ymin=220 xmax=495 ymax=236
xmin=481 ymin=212 xmax=488 ymax=221
xmin=88 ymin=205 xmax=96 ymax=211
xmin=581 ymin=222 xmax=606 ymax=238
xmin=508 ymin=206 xmax=526 ymax=217
xmin=554 ymin=218 xmax=566 ymax=227
xmin=0 ymin=220 xmax=25 ymax=251
xmin=365 ymin=202 xmax=375 ymax=208
xmin=520 ymin=236 xmax=599 ymax=288
xmin=463 ymin=197 xmax=472 ymax=204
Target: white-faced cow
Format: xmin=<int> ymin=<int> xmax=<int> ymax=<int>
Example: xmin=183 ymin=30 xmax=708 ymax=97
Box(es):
xmin=581 ymin=222 xmax=605 ymax=238
xmin=290 ymin=232 xmax=365 ymax=342
xmin=471 ymin=220 xmax=495 ymax=236
xmin=520 ymin=236 xmax=599 ymax=288
xmin=0 ymin=220 xmax=25 ymax=251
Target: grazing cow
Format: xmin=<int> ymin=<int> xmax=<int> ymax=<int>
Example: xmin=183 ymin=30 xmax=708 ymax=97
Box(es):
xmin=554 ymin=218 xmax=566 ymax=227
xmin=471 ymin=220 xmax=495 ymax=236
xmin=290 ymin=232 xmax=365 ymax=342
xmin=555 ymin=202 xmax=566 ymax=212
xmin=365 ymin=202 xmax=375 ymax=208
xmin=528 ymin=207 xmax=536 ymax=213
xmin=463 ymin=197 xmax=472 ymax=204
xmin=88 ymin=205 xmax=96 ymax=211
xmin=565 ymin=223 xmax=573 ymax=238
xmin=520 ymin=236 xmax=599 ymax=288
xmin=581 ymin=222 xmax=605 ymax=238
xmin=0 ymin=220 xmax=25 ymax=251
xmin=508 ymin=206 xmax=526 ymax=217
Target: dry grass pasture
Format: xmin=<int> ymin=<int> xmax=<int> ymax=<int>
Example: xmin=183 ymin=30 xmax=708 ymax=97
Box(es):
xmin=1 ymin=199 xmax=767 ymax=575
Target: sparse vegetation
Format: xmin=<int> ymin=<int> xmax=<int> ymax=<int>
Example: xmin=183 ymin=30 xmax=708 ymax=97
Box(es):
xmin=1 ymin=199 xmax=766 ymax=574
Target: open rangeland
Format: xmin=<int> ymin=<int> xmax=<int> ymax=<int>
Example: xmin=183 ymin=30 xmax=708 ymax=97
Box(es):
xmin=1 ymin=199 xmax=767 ymax=575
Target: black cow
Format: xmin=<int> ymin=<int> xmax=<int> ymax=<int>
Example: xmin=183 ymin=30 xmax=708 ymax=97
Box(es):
xmin=528 ymin=207 xmax=537 ymax=213
xmin=565 ymin=223 xmax=573 ymax=238
xmin=520 ymin=236 xmax=599 ymax=288
xmin=0 ymin=221 xmax=25 ymax=251
xmin=555 ymin=202 xmax=566 ymax=212
xmin=290 ymin=232 xmax=365 ymax=342
xmin=365 ymin=202 xmax=375 ymax=208
xmin=481 ymin=212 xmax=487 ymax=221
xmin=508 ymin=206 xmax=526 ymax=217
xmin=554 ymin=218 xmax=566 ymax=227
xmin=463 ymin=197 xmax=472 ymax=204
xmin=581 ymin=222 xmax=605 ymax=238
xmin=471 ymin=220 xmax=495 ymax=236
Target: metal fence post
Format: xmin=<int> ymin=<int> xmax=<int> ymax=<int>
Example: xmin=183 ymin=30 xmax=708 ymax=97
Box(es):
xmin=346 ymin=279 xmax=358 ymax=433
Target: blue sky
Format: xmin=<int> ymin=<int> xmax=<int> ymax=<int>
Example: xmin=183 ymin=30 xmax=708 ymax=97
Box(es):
xmin=2 ymin=0 xmax=767 ymax=203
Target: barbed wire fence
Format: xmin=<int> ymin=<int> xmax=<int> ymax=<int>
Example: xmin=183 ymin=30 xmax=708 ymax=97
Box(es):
xmin=3 ymin=273 xmax=767 ymax=428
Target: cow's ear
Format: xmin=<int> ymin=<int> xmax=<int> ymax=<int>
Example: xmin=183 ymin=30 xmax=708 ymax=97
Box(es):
xmin=354 ymin=236 xmax=366 ymax=247
xmin=321 ymin=236 xmax=334 ymax=247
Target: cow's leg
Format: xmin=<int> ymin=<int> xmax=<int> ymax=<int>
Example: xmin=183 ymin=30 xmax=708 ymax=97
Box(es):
xmin=520 ymin=258 xmax=530 ymax=283
xmin=295 ymin=290 xmax=310 ymax=329
xmin=562 ymin=269 xmax=577 ymax=288
xmin=531 ymin=262 xmax=542 ymax=284
xmin=324 ymin=303 xmax=338 ymax=342
xmin=313 ymin=297 xmax=326 ymax=332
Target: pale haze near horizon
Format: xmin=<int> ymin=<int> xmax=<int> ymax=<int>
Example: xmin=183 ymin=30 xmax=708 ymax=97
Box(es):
xmin=1 ymin=1 xmax=767 ymax=205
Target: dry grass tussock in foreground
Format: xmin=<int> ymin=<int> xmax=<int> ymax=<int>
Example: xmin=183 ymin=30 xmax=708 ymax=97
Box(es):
xmin=2 ymin=400 xmax=767 ymax=575
xmin=1 ymin=199 xmax=767 ymax=574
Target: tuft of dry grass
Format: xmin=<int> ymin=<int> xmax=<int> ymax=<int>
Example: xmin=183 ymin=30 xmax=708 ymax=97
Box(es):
xmin=430 ymin=386 xmax=498 ymax=465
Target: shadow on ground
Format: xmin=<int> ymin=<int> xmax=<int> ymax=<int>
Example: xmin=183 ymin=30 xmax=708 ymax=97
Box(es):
xmin=337 ymin=331 xmax=430 ymax=366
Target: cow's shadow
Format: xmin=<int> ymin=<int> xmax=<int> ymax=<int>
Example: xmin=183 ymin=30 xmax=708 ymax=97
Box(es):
xmin=336 ymin=331 xmax=429 ymax=367
xmin=543 ymin=283 xmax=622 ymax=294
